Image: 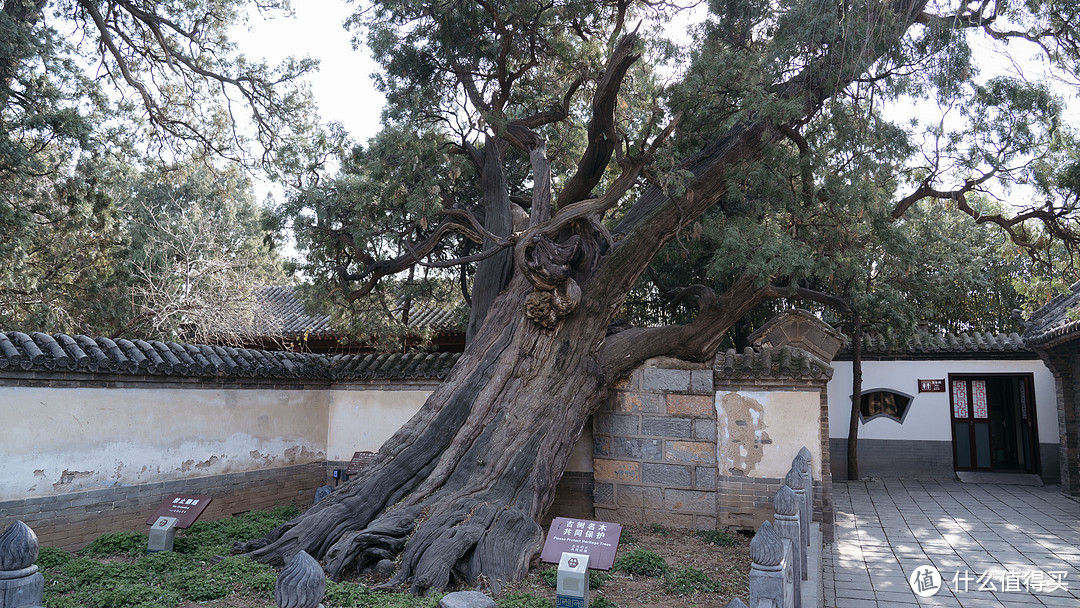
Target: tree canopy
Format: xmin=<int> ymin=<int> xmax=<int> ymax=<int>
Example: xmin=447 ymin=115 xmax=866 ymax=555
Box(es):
xmin=0 ymin=0 xmax=306 ymax=337
xmin=287 ymin=0 xmax=1080 ymax=348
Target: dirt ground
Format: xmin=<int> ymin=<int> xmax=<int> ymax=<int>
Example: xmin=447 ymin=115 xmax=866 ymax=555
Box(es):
xmin=174 ymin=524 xmax=752 ymax=608
xmin=505 ymin=523 xmax=753 ymax=607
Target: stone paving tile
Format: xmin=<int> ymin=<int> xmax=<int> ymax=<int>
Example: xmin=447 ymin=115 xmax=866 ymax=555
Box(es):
xmin=822 ymin=478 xmax=1080 ymax=607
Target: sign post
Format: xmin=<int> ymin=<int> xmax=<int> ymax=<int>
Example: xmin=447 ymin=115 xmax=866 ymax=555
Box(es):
xmin=147 ymin=516 xmax=178 ymax=553
xmin=556 ymin=552 xmax=590 ymax=608
xmin=145 ymin=494 xmax=212 ymax=553
xmin=540 ymin=517 xmax=621 ymax=608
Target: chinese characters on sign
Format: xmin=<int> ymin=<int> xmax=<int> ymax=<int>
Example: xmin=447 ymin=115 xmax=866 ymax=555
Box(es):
xmin=950 ymin=569 xmax=1070 ymax=593
xmin=918 ymin=379 xmax=945 ymax=393
xmin=540 ymin=517 xmax=622 ymax=570
xmin=145 ymin=494 xmax=212 ymax=528
xmin=908 ymin=564 xmax=1070 ymax=597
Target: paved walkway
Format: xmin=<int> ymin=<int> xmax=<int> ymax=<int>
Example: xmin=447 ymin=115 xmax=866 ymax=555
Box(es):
xmin=823 ymin=478 xmax=1080 ymax=607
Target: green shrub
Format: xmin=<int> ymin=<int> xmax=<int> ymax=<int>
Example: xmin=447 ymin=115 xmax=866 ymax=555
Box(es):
xmin=646 ymin=523 xmax=670 ymax=536
xmin=592 ymin=597 xmax=620 ymax=608
xmin=496 ymin=592 xmax=551 ymax=608
xmin=166 ymin=569 xmax=233 ymax=602
xmin=80 ymin=531 xmax=147 ymax=558
xmin=36 ymin=546 xmax=73 ymax=569
xmin=694 ymin=529 xmax=739 ymax=547
xmin=590 ymin=570 xmax=611 ymax=588
xmin=323 ymin=581 xmax=442 ymax=608
xmin=82 ymin=582 xmax=180 ymax=608
xmin=618 ymin=530 xmax=637 ymax=545
xmin=664 ymin=567 xmax=723 ymax=595
xmin=174 ymin=504 xmax=299 ymax=557
xmin=612 ymin=549 xmax=668 ymax=576
xmin=213 ymin=555 xmax=278 ymax=593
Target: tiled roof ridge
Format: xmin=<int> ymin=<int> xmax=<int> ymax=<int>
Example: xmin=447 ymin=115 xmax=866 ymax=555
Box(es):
xmin=1022 ymin=280 xmax=1080 ymax=346
xmin=842 ymin=330 xmax=1027 ymax=354
xmin=0 ymin=330 xmax=459 ymax=381
xmin=714 ymin=344 xmax=833 ymax=381
xmin=255 ymin=285 xmax=467 ymax=338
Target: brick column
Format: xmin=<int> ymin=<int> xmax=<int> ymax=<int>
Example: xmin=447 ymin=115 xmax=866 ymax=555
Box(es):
xmin=1036 ymin=343 xmax=1080 ymax=496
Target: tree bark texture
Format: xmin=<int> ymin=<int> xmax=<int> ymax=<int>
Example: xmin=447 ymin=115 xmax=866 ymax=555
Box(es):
xmin=240 ymin=0 xmax=929 ymax=592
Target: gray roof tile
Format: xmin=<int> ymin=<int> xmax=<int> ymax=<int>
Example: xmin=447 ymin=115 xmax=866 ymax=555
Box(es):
xmin=1022 ymin=281 xmax=1080 ymax=347
xmin=839 ymin=331 xmax=1029 ymax=358
xmin=714 ymin=345 xmax=833 ymax=381
xmin=0 ymin=330 xmax=460 ymax=381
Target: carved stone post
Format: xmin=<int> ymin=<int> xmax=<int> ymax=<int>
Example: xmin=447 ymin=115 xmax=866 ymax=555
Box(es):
xmin=0 ymin=521 xmax=43 ymax=608
xmin=749 ymin=520 xmax=794 ymax=608
xmin=796 ymin=446 xmax=813 ymax=539
xmin=275 ymin=551 xmax=326 ymax=608
xmin=784 ymin=466 xmax=809 ymax=560
xmin=773 ymin=485 xmax=803 ymax=603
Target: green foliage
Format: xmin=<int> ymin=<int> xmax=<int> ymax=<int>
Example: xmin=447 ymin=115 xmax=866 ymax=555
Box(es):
xmin=618 ymin=530 xmax=638 ymax=545
xmin=591 ymin=598 xmax=619 ymax=608
xmin=80 ymin=531 xmax=148 ymax=558
xmin=36 ymin=546 xmax=73 ymax=569
xmin=612 ymin=549 xmax=668 ymax=577
xmin=663 ymin=567 xmax=723 ymax=595
xmin=39 ymin=506 xmax=296 ymax=608
xmin=173 ymin=504 xmax=299 ymax=558
xmin=324 ymin=580 xmax=443 ymax=607
xmin=695 ymin=529 xmax=739 ymax=547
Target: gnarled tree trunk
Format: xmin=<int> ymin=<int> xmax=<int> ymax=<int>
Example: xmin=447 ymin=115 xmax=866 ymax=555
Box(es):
xmin=238 ymin=0 xmax=928 ymax=593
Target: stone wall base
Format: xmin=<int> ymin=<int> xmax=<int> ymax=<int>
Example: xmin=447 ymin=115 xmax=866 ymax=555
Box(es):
xmin=0 ymin=462 xmax=327 ymax=551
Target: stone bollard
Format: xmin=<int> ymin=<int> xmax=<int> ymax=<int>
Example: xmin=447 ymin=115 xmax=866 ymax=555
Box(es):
xmin=275 ymin=551 xmax=325 ymax=608
xmin=773 ymin=486 xmax=804 ymax=601
xmin=438 ymin=590 xmax=496 ymax=608
xmin=0 ymin=521 xmax=44 ymax=608
xmin=749 ymin=520 xmax=794 ymax=608
xmin=795 ymin=446 xmax=813 ymax=542
xmin=784 ymin=466 xmax=809 ymax=560
xmin=723 ymin=599 xmax=749 ymax=608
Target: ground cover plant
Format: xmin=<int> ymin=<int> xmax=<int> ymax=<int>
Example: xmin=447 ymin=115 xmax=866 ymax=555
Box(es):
xmin=36 ymin=508 xmax=750 ymax=608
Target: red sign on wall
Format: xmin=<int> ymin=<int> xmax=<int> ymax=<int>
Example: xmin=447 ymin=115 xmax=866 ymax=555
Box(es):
xmin=540 ymin=517 xmax=622 ymax=570
xmin=346 ymin=451 xmax=377 ymax=475
xmin=146 ymin=494 xmax=212 ymax=528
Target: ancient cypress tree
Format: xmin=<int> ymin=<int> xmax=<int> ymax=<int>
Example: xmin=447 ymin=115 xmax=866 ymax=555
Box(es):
xmin=240 ymin=0 xmax=1080 ymax=593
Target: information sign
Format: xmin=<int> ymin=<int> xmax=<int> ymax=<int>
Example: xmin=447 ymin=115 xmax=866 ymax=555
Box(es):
xmin=145 ymin=494 xmax=212 ymax=528
xmin=919 ymin=379 xmax=946 ymax=393
xmin=346 ymin=451 xmax=377 ymax=475
xmin=540 ymin=517 xmax=621 ymax=570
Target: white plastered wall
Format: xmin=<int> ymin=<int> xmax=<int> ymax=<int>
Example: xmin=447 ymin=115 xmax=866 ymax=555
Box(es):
xmin=715 ymin=390 xmax=823 ymax=479
xmin=827 ymin=359 xmax=1058 ymax=444
xmin=2 ymin=382 xmax=595 ymax=502
xmin=1 ymin=386 xmax=330 ymax=500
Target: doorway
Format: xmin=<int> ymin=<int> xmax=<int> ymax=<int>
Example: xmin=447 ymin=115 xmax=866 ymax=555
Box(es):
xmin=949 ymin=374 xmax=1039 ymax=473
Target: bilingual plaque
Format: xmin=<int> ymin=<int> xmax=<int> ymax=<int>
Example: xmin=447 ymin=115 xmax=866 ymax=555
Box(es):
xmin=540 ymin=517 xmax=621 ymax=570
xmin=145 ymin=494 xmax=212 ymax=528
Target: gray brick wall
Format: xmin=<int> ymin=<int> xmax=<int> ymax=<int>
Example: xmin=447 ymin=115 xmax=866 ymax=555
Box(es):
xmin=0 ymin=462 xmax=327 ymax=550
xmin=594 ymin=363 xmax=833 ymax=540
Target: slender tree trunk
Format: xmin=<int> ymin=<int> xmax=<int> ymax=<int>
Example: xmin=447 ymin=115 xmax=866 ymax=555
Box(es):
xmin=847 ymin=310 xmax=863 ymax=480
